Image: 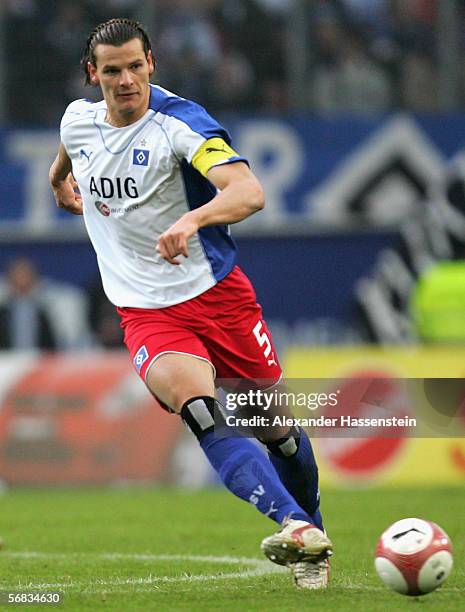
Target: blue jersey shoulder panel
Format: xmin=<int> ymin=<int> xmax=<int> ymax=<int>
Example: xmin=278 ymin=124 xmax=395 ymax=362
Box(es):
xmin=149 ymin=86 xmax=231 ymax=144
xmin=179 ymin=160 xmax=237 ymax=281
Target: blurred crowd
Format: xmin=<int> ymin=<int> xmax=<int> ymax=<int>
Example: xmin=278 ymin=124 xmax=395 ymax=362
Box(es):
xmin=3 ymin=0 xmax=465 ymax=351
xmin=4 ymin=0 xmax=464 ymax=125
xmin=0 ymin=257 xmax=124 ymax=351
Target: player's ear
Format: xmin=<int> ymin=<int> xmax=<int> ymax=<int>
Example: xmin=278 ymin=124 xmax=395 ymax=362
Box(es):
xmin=147 ymin=50 xmax=155 ymax=76
xmin=87 ymin=62 xmax=99 ymax=86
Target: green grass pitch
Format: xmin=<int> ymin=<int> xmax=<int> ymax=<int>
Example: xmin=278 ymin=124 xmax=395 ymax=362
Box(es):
xmin=0 ymin=486 xmax=463 ymax=611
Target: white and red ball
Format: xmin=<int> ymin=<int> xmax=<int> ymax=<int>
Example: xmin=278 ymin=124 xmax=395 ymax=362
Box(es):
xmin=375 ymin=518 xmax=453 ymax=596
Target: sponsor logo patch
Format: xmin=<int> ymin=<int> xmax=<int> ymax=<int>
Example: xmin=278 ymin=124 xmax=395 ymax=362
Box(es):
xmin=133 ymin=148 xmax=149 ymax=166
xmin=134 ymin=345 xmax=149 ymax=371
xmin=94 ymin=200 xmax=111 ymax=217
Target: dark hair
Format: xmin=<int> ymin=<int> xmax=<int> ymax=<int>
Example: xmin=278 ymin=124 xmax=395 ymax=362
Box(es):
xmin=81 ymin=18 xmax=153 ymax=85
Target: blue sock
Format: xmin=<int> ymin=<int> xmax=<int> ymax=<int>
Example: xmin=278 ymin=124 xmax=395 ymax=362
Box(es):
xmin=266 ymin=427 xmax=324 ymax=531
xmin=200 ymin=432 xmax=312 ymax=525
xmin=180 ymin=395 xmax=313 ymax=525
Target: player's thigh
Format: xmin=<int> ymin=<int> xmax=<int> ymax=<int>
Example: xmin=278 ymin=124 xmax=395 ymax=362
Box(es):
xmin=146 ymin=353 xmax=215 ymax=414
xmin=208 ymin=311 xmax=282 ymax=387
xmin=201 ymin=268 xmax=282 ymax=384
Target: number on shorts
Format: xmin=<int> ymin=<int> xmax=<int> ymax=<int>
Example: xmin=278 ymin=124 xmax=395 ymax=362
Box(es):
xmin=253 ymin=320 xmax=272 ymax=358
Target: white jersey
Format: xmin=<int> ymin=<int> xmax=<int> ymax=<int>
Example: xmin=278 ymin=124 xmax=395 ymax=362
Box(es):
xmin=60 ymin=84 xmax=247 ymax=308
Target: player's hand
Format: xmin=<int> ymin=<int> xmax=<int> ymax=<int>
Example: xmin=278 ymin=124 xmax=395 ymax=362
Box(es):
xmin=52 ymin=173 xmax=83 ymax=215
xmin=156 ymin=213 xmax=199 ymax=265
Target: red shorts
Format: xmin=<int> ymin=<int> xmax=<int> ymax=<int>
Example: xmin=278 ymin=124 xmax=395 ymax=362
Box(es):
xmin=117 ymin=266 xmax=282 ymax=388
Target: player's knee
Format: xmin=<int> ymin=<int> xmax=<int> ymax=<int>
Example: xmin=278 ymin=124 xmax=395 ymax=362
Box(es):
xmin=263 ymin=425 xmax=300 ymax=458
xmin=146 ymin=355 xmax=214 ymax=413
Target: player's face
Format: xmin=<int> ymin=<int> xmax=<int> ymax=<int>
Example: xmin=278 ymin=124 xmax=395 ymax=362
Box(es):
xmin=88 ymin=38 xmax=154 ymax=127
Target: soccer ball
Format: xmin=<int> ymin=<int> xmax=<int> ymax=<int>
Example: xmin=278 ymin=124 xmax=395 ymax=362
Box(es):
xmin=375 ymin=518 xmax=453 ymax=596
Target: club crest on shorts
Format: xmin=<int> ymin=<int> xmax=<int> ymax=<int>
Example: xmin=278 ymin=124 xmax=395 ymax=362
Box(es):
xmin=134 ymin=345 xmax=149 ymax=371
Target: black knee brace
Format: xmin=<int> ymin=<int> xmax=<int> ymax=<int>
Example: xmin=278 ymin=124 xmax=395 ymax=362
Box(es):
xmin=265 ymin=425 xmax=301 ymax=458
xmin=180 ymin=396 xmax=220 ymax=441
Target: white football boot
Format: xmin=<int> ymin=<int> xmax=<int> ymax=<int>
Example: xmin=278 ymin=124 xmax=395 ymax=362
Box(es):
xmin=261 ymin=519 xmax=333 ymax=567
xmin=292 ymin=557 xmax=330 ymax=589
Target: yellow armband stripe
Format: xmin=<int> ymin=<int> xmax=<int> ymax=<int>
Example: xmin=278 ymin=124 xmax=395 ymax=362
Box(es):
xmin=192 ymin=138 xmax=242 ymax=177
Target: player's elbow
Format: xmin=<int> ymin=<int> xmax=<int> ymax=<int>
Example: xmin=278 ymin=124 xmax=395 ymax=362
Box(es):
xmin=48 ymin=158 xmax=58 ymax=186
xmin=246 ymin=179 xmax=265 ymax=213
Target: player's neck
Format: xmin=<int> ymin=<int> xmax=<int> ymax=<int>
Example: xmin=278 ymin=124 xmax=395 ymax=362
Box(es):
xmin=106 ymin=112 xmax=145 ymax=128
xmin=105 ymin=88 xmax=151 ymax=128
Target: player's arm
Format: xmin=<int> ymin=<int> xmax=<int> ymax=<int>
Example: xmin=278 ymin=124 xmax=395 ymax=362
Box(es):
xmin=196 ymin=162 xmax=265 ymax=225
xmin=49 ymin=143 xmax=83 ymax=215
xmin=156 ymin=162 xmax=264 ymax=265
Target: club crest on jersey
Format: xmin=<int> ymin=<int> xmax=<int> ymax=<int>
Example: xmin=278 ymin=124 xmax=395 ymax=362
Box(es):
xmin=95 ymin=200 xmax=111 ymax=217
xmin=133 ymin=148 xmax=150 ymax=166
xmin=134 ymin=345 xmax=149 ymax=371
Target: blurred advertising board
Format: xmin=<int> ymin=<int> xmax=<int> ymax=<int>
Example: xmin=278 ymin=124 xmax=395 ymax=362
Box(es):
xmin=1 ymin=349 xmax=464 ymax=488
xmin=0 ymin=353 xmax=182 ymax=485
xmin=2 ymin=114 xmax=465 ymax=237
xmin=285 ymin=347 xmax=465 ymax=487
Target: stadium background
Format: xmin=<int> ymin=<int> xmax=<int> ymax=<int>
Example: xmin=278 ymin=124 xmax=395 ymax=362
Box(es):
xmin=0 ymin=1 xmax=465 ymax=504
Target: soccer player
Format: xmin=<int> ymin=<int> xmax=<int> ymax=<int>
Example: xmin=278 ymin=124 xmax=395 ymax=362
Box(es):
xmin=49 ymin=18 xmax=332 ymax=589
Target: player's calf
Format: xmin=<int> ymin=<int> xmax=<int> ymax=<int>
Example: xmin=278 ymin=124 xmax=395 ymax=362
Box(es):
xmin=180 ymin=396 xmax=315 ymax=525
xmin=264 ymin=425 xmax=323 ymax=530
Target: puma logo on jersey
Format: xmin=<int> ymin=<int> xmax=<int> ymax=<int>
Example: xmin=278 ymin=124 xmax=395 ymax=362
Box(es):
xmin=80 ymin=148 xmax=93 ymax=163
